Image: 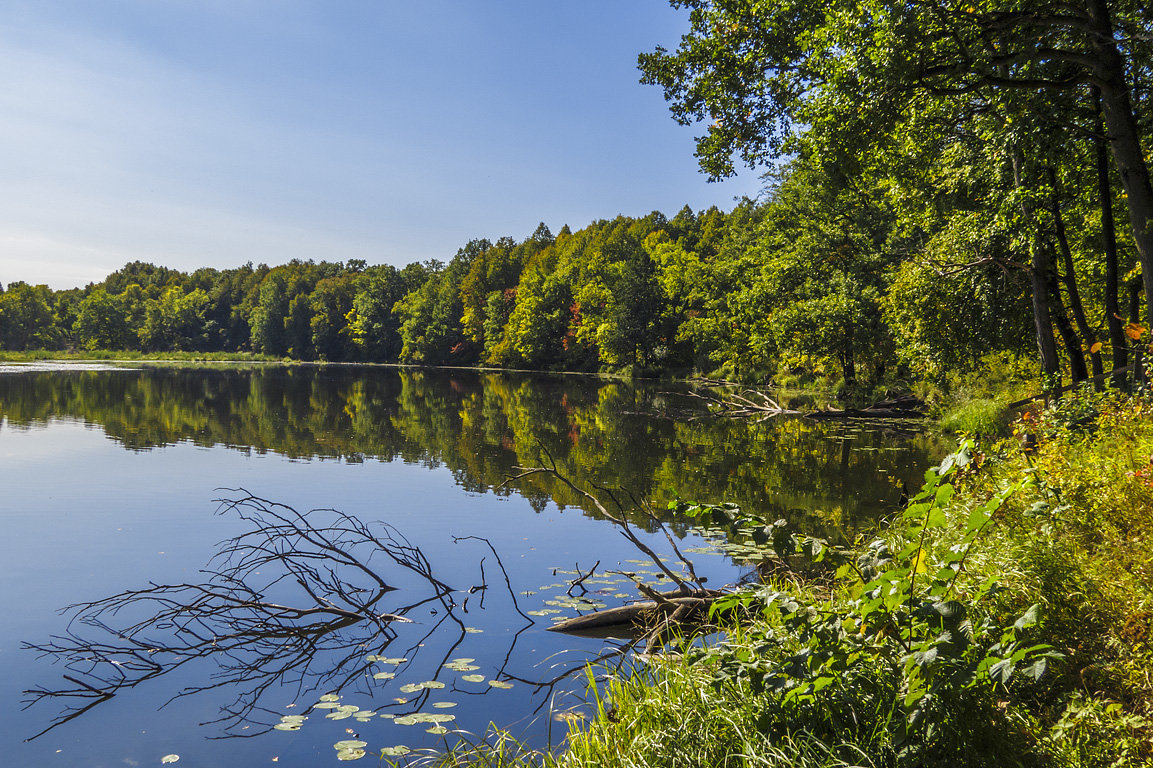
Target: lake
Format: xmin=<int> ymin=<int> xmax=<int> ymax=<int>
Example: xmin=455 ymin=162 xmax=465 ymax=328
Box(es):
xmin=0 ymin=363 xmax=943 ymax=766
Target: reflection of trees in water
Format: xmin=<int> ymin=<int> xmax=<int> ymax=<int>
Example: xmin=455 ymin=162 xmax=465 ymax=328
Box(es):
xmin=23 ymin=494 xmax=533 ymax=741
xmin=0 ymin=365 xmax=944 ymax=534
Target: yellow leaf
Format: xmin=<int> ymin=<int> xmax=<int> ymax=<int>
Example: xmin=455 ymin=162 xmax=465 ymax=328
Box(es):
xmin=1126 ymin=322 xmax=1145 ymax=340
xmin=910 ymin=549 xmax=928 ymax=574
xmin=1090 ymin=342 xmax=1103 ymax=353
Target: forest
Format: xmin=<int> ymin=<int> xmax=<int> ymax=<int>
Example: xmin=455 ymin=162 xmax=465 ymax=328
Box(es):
xmin=3 ymin=3 xmax=1152 ymax=403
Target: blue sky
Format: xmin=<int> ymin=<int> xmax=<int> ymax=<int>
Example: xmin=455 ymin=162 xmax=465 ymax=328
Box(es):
xmin=0 ymin=1 xmax=759 ymax=290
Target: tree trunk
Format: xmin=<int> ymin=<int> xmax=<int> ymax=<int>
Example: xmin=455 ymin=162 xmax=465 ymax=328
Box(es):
xmin=1047 ymin=167 xmax=1103 ymax=384
xmin=1087 ymin=0 xmax=1153 ymax=333
xmin=1094 ymin=88 xmax=1128 ymax=389
xmin=1131 ymin=278 xmax=1145 ymax=384
xmin=1013 ymin=148 xmax=1062 ymax=391
xmin=1047 ymin=262 xmax=1089 ymax=383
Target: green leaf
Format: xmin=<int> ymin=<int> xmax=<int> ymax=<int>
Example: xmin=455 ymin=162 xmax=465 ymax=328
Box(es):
xmin=380 ymin=746 xmax=411 ymax=757
xmin=1013 ymin=604 xmax=1041 ymax=631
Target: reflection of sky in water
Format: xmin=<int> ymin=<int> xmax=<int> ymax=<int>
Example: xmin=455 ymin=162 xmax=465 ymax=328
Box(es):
xmin=0 ymin=419 xmax=747 ymax=767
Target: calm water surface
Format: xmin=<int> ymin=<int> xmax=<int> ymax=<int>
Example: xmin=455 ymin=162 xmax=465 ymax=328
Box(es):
xmin=0 ymin=364 xmax=943 ymax=767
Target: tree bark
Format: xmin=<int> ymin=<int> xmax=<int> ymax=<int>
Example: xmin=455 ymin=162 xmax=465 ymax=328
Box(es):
xmin=1087 ymin=0 xmax=1153 ymax=333
xmin=1094 ymin=87 xmax=1129 ymax=389
xmin=1013 ymin=148 xmax=1062 ymax=391
xmin=1047 ymin=260 xmax=1089 ymax=383
xmin=1047 ymin=167 xmax=1103 ymax=383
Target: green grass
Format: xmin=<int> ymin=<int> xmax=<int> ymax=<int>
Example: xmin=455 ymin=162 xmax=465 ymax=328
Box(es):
xmin=938 ymin=397 xmax=1010 ymax=436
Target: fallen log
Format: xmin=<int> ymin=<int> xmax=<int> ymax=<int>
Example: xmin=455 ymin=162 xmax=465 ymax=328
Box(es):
xmin=547 ymin=592 xmax=721 ymax=635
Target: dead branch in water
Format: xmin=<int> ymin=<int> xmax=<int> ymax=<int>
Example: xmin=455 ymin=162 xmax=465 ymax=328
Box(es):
xmin=21 ymin=493 xmax=520 ymax=741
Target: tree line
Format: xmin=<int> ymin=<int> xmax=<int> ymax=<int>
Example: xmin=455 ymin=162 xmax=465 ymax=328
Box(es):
xmin=2 ymin=0 xmax=1150 ymax=393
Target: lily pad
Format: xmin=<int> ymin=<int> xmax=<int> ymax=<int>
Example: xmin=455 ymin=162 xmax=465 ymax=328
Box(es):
xmin=273 ymin=723 xmax=302 ymax=731
xmin=380 ymin=746 xmax=411 ymax=757
xmin=488 ymin=680 xmax=514 ymax=689
xmin=320 ymin=693 xmax=341 ymax=702
xmin=461 ymin=674 xmax=485 ymax=683
xmin=464 ymin=627 xmax=483 ymax=633
xmin=334 ymin=740 xmax=368 ymax=750
xmin=426 ymin=725 xmax=449 ymax=735
xmin=373 ymin=672 xmax=395 ymax=680
xmin=336 ymin=748 xmax=366 ymax=761
xmin=326 ymin=711 xmax=353 ymax=720
xmin=313 ymin=702 xmax=342 ymax=709
xmin=431 ymin=701 xmax=457 ymax=709
xmin=161 ymin=756 xmax=179 ymax=765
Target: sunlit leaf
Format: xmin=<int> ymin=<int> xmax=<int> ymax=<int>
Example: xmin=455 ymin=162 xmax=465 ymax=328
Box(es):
xmin=336 ymin=748 xmax=366 ymax=761
xmin=161 ymin=756 xmax=179 ymax=764
xmin=426 ymin=726 xmax=449 ymax=735
xmin=432 ymin=702 xmax=457 ymax=708
xmin=488 ymin=680 xmax=514 ymax=689
xmin=334 ymin=740 xmax=368 ymax=750
xmin=461 ymin=674 xmax=485 ymax=683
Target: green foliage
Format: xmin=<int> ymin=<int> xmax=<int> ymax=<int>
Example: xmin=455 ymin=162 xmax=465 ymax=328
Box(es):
xmin=675 ymin=443 xmax=1056 ymax=763
xmin=0 ymin=282 xmax=61 ymax=350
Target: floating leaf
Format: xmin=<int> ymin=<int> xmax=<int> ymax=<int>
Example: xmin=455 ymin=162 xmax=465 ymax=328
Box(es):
xmin=432 ymin=702 xmax=457 ymax=709
xmin=373 ymin=672 xmax=395 ymax=680
xmin=326 ymin=711 xmax=353 ymax=720
xmin=336 ymin=748 xmax=366 ymax=761
xmin=161 ymin=756 xmax=179 ymax=765
xmin=461 ymin=674 xmax=485 ymax=683
xmin=393 ymin=715 xmax=421 ymax=726
xmin=488 ymin=680 xmax=514 ymax=689
xmin=380 ymin=746 xmax=411 ymax=757
xmin=334 ymin=740 xmax=368 ymax=750
xmin=273 ymin=723 xmax=301 ymax=731
xmin=313 ymin=702 xmax=341 ymax=709
xmin=377 ymin=657 xmax=407 ymax=664
xmin=464 ymin=627 xmax=483 ymax=633
xmin=426 ymin=726 xmax=449 ymax=735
